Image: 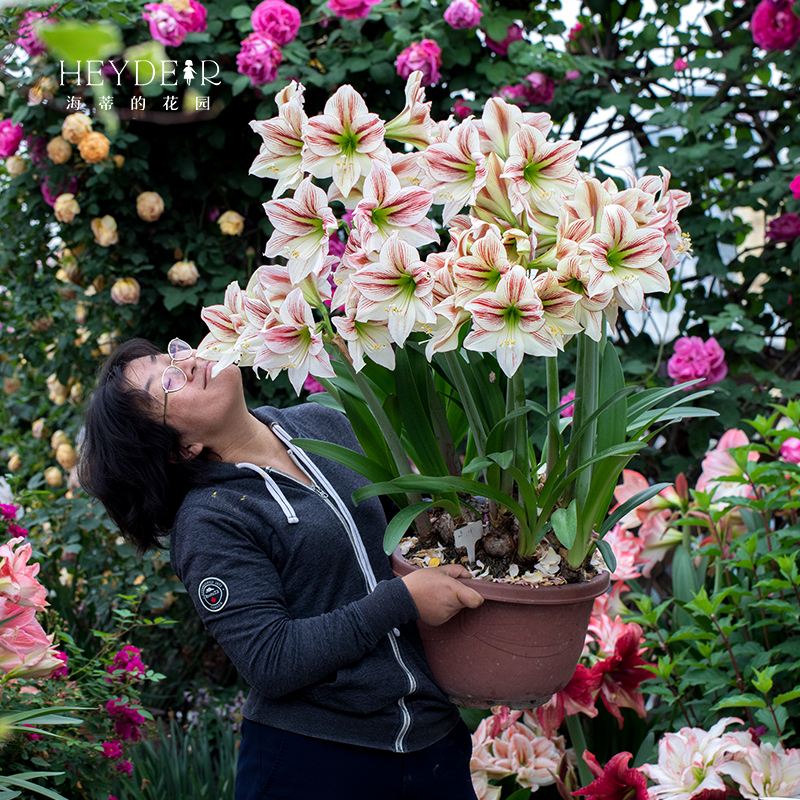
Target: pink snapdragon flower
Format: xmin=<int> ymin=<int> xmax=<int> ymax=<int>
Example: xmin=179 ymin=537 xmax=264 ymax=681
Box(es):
xmin=485 ymin=22 xmax=524 ymax=55
xmin=750 ymin=0 xmax=800 ymax=49
xmin=327 ymin=0 xmax=381 ymax=20
xmin=523 ymin=72 xmax=554 ymax=105
xmin=236 ymin=32 xmax=283 ymax=86
xmin=667 ymin=335 xmax=727 ymax=389
xmin=396 ymin=40 xmax=442 ymax=87
xmin=443 ymin=0 xmax=482 ymax=30
xmin=0 ymin=121 xmax=25 ymax=159
xmin=766 ymin=212 xmax=800 ymax=242
xmin=142 ymin=3 xmax=188 ymax=47
xmin=673 ymin=57 xmax=689 ymax=70
xmin=780 ymin=437 xmax=800 ymax=464
xmin=791 ymin=174 xmax=800 ymax=199
xmin=252 ymin=0 xmax=301 ymax=46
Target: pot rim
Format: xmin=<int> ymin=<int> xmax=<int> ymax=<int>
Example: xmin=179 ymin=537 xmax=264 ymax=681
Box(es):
xmin=390 ymin=547 xmax=611 ymax=604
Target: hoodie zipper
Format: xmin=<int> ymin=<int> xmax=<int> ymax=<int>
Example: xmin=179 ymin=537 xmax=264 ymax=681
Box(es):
xmin=265 ymin=435 xmax=418 ymax=753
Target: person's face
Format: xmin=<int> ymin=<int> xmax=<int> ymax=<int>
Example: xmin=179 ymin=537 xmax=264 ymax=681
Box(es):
xmin=125 ymin=345 xmax=243 ymax=452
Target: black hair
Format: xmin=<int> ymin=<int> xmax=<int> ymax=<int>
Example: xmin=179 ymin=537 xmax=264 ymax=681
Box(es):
xmin=77 ymin=338 xmax=217 ymax=553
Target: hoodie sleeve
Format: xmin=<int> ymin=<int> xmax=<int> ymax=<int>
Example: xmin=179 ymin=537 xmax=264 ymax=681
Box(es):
xmin=171 ymin=501 xmax=419 ymax=699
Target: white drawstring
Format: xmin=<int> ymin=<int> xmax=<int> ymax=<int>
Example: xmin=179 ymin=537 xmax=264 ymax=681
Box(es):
xmin=235 ymin=462 xmax=299 ymax=524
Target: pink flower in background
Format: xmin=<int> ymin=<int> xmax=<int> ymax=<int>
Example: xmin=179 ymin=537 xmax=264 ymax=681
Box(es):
xmin=106 ymin=645 xmax=147 ymax=682
xmin=181 ymin=0 xmax=208 ymax=33
xmin=523 ymin=72 xmax=555 ymax=105
xmin=443 ymin=0 xmax=482 ymax=30
xmin=535 ymin=664 xmax=601 ymax=736
xmin=0 ymin=537 xmax=48 ymax=609
xmin=565 ymin=69 xmax=581 ymax=80
xmin=116 ymin=760 xmax=133 ymax=776
xmin=327 ymin=0 xmax=381 ymax=20
xmin=0 ymin=120 xmax=25 ymax=158
xmin=696 ymin=428 xmax=759 ymax=499
xmin=395 ymin=39 xmax=442 ymax=87
xmin=106 ymin=698 xmax=147 ymax=742
xmin=560 ymin=389 xmax=576 ymax=418
xmin=252 ymin=0 xmax=301 ymax=46
xmin=0 ymin=504 xmax=17 ymax=520
xmin=750 ymin=0 xmax=800 ymax=49
xmin=15 ymin=10 xmax=51 ymax=56
xmin=328 ymin=231 xmax=346 ymax=258
xmin=791 ymin=174 xmax=800 ymax=199
xmin=26 ymin=135 xmax=49 ymax=167
xmin=780 ymin=437 xmax=800 ymax=464
xmin=453 ymin=99 xmax=472 ymax=120
xmin=51 ymin=650 xmax=68 ymax=679
xmin=497 ymin=83 xmax=530 ymax=106
xmin=237 ymin=32 xmax=283 ymax=86
xmin=102 ymin=740 xmax=123 ymax=759
xmin=673 ymin=57 xmax=689 ymax=70
xmin=602 ymin=524 xmax=644 ymax=581
xmin=485 ymin=22 xmax=524 ymax=55
xmin=41 ymin=176 xmax=79 ymax=207
xmin=568 ymin=22 xmax=583 ymax=40
xmin=303 ymin=375 xmax=325 ymax=393
xmin=143 ymin=3 xmax=188 ymax=47
xmin=766 ymin=212 xmax=800 ymax=242
xmin=667 ymin=335 xmax=727 ymax=389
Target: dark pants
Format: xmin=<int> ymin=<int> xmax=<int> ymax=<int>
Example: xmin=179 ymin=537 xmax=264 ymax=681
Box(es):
xmin=235 ymin=718 xmax=479 ymax=800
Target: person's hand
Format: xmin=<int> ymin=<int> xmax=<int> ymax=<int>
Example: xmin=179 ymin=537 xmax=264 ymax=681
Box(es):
xmin=401 ymin=564 xmax=484 ymax=626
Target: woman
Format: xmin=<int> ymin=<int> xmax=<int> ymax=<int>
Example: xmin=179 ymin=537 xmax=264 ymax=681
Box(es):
xmin=78 ymin=337 xmax=483 ymax=799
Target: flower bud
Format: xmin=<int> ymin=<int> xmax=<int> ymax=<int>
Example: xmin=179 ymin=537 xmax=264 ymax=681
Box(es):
xmin=31 ymin=418 xmax=48 ymax=439
xmin=6 ymin=155 xmax=26 ymax=176
xmin=78 ymin=131 xmax=110 ymax=163
xmin=91 ymin=215 xmax=118 ymax=247
xmin=136 ymin=191 xmax=165 ymax=222
xmin=218 ymin=210 xmax=244 ymax=235
xmin=54 ymin=193 xmax=80 ymax=223
xmin=51 ymin=430 xmax=70 ymax=450
xmin=8 ymin=453 xmax=22 ymax=472
xmin=46 ymin=374 xmax=69 ymax=405
xmin=61 ymin=112 xmax=92 ymax=145
xmin=112 ymin=154 xmax=125 ymax=168
xmin=47 ymin=135 xmax=72 ymax=164
xmin=55 ymin=442 xmax=77 ymax=469
xmin=110 ymin=277 xmax=140 ymax=306
xmin=168 ymin=260 xmax=199 ymax=287
xmin=44 ymin=466 xmax=63 ymax=487
xmin=3 ymin=376 xmax=21 ymax=394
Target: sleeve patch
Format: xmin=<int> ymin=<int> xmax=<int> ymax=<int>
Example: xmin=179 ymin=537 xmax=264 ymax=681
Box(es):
xmin=198 ymin=577 xmax=229 ymax=613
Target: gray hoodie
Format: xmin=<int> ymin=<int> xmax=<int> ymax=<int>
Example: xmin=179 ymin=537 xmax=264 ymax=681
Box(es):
xmin=170 ymin=402 xmax=459 ymax=753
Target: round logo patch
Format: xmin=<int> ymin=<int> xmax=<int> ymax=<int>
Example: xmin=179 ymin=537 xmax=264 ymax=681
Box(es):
xmin=198 ymin=577 xmax=229 ymax=613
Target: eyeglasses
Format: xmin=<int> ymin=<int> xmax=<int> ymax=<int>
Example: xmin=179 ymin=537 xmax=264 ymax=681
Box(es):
xmin=162 ymin=338 xmax=193 ymax=423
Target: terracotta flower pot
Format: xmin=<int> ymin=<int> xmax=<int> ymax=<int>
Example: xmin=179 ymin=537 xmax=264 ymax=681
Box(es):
xmin=391 ymin=548 xmax=610 ymax=709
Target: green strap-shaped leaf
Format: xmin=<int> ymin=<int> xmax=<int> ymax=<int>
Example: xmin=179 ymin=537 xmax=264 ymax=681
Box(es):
xmin=598 ymin=482 xmax=673 ymax=536
xmin=0 ymin=774 xmax=70 ymax=800
xmin=382 ymin=499 xmax=457 ymax=554
xmin=291 ymin=438 xmax=394 ymax=485
xmin=596 ymin=343 xmax=627 ymax=455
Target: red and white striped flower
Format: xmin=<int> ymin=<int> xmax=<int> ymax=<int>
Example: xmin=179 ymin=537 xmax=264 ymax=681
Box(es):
xmin=302 ymin=85 xmax=390 ymax=199
xmin=383 ymin=71 xmax=435 ymax=150
xmin=332 ymin=293 xmax=396 ymax=372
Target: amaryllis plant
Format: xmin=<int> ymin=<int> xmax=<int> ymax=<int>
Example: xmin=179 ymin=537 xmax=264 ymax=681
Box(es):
xmin=198 ymin=72 xmax=714 ymax=578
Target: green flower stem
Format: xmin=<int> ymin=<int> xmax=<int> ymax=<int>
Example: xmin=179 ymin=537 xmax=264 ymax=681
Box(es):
xmin=545 ymin=356 xmax=560 ymax=476
xmin=565 ymin=713 xmax=593 ymax=787
xmin=500 ymin=368 xmax=527 ymax=497
xmin=444 ymin=351 xmax=487 ymax=457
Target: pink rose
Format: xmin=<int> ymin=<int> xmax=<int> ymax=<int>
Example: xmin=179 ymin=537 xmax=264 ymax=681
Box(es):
xmin=395 ymin=39 xmax=442 ymax=87
xmin=751 ymin=0 xmax=800 ymax=50
xmin=252 ymin=0 xmax=301 ymax=45
xmin=142 ymin=3 xmax=188 ymax=47
xmin=0 ymin=537 xmax=48 ymax=609
xmin=791 ymin=174 xmax=800 ymax=199
xmin=0 ymin=599 xmax=62 ymax=679
xmin=673 ymin=57 xmax=688 ymax=70
xmin=452 ymin=98 xmax=472 ymax=120
xmin=236 ymin=32 xmax=283 ymax=86
xmin=667 ymin=335 xmax=728 ymax=390
xmin=15 ymin=10 xmax=51 ymax=57
xmin=327 ymin=0 xmax=381 ymax=20
xmin=485 ymin=22 xmax=524 ymax=55
xmin=102 ymin=740 xmax=123 ymax=759
xmin=523 ymin=72 xmax=555 ymax=105
xmin=497 ymin=83 xmax=530 ymax=105
xmin=443 ymin=0 xmax=482 ymax=30
xmin=181 ymin=0 xmax=208 ymax=33
xmin=0 ymin=120 xmax=24 ymax=159
xmin=767 ymin=212 xmax=800 ymax=242
xmin=780 ymin=437 xmax=800 ymax=464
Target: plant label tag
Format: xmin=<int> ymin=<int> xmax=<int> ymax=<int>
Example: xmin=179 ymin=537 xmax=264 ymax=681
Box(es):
xmin=454 ymin=521 xmax=483 ymax=563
